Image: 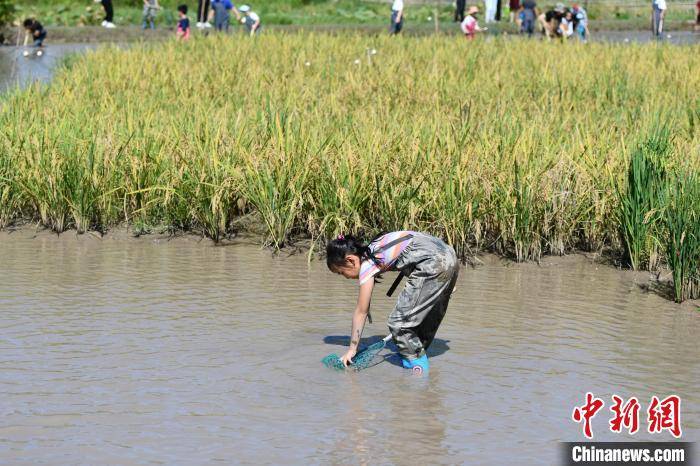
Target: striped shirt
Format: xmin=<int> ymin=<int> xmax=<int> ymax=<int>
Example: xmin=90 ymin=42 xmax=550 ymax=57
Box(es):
xmin=358 ymin=231 xmax=415 ymax=285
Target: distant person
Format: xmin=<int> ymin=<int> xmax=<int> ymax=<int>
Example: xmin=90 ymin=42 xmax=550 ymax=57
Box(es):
xmin=571 ymin=3 xmax=589 ymax=41
xmin=559 ymin=10 xmax=574 ymax=38
xmin=239 ymin=5 xmax=261 ymax=36
xmin=176 ymin=4 xmax=191 ymax=40
xmin=509 ymin=0 xmax=521 ymax=23
xmin=94 ymin=0 xmax=115 ymax=28
xmin=695 ymin=0 xmax=700 ymax=30
xmin=455 ymin=0 xmax=466 ymax=22
xmin=539 ymin=3 xmax=565 ymax=39
xmin=390 ymin=0 xmax=404 ymax=34
xmin=652 ymin=0 xmax=667 ymax=36
xmin=142 ymin=0 xmax=160 ymax=30
xmin=197 ymin=0 xmax=213 ymax=28
xmin=485 ymin=0 xmax=498 ymax=22
xmin=461 ymin=6 xmax=488 ymax=39
xmin=210 ymin=0 xmax=240 ymax=32
xmin=23 ymin=18 xmax=47 ymax=48
xmin=519 ymin=0 xmax=538 ymax=36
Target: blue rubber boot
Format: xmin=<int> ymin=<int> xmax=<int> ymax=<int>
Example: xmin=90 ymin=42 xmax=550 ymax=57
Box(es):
xmin=401 ymin=354 xmax=429 ymax=374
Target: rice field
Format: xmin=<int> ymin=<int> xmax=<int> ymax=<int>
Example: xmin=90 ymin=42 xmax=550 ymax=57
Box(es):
xmin=0 ymin=34 xmax=698 ymax=300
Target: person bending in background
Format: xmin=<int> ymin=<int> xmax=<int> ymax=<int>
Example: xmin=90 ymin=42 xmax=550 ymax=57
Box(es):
xmin=239 ymin=5 xmax=261 ymax=36
xmin=571 ymin=3 xmax=589 ymax=41
xmin=94 ymin=0 xmax=115 ymax=28
xmin=558 ymin=9 xmax=574 ymax=39
xmin=461 ymin=6 xmax=488 ymax=39
xmin=210 ymin=0 xmax=240 ymax=33
xmin=539 ymin=3 xmax=565 ymax=39
xmin=23 ymin=18 xmax=47 ymax=48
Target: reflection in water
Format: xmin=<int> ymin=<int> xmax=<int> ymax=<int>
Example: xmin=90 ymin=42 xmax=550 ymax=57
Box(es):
xmin=0 ymin=229 xmax=698 ymax=464
xmin=0 ymin=44 xmax=94 ymax=93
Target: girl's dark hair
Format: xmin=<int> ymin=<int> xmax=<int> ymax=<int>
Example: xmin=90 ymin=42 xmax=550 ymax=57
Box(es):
xmin=23 ymin=18 xmax=34 ymax=28
xmin=177 ymin=4 xmax=188 ymax=14
xmin=326 ymin=234 xmax=383 ymax=272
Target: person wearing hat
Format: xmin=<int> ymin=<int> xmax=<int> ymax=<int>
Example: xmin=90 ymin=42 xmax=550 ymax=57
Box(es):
xmin=239 ymin=5 xmax=261 ymax=35
xmin=461 ymin=6 xmax=488 ymax=39
xmin=539 ymin=2 xmax=565 ymax=39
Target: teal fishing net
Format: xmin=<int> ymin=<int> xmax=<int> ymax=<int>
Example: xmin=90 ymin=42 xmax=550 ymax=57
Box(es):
xmin=322 ymin=337 xmax=390 ymax=371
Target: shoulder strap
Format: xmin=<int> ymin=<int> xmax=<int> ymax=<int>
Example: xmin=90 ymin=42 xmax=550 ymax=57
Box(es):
xmin=372 ymin=233 xmax=414 ymax=254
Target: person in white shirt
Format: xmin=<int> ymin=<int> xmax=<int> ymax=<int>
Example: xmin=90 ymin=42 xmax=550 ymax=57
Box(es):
xmin=652 ymin=0 xmax=667 ymax=37
xmin=390 ymin=0 xmax=404 ymax=35
xmin=239 ymin=5 xmax=261 ymax=35
xmin=484 ymin=0 xmax=498 ymax=22
xmin=558 ymin=10 xmax=574 ymax=38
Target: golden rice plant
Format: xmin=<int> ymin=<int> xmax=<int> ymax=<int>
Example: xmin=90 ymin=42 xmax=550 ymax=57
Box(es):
xmin=0 ymin=34 xmax=698 ymax=296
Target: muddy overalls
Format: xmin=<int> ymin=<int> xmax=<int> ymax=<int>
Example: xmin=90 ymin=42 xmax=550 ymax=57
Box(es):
xmin=370 ymin=233 xmax=459 ymax=361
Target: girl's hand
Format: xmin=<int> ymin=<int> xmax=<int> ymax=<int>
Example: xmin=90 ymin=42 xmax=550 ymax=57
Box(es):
xmin=340 ymin=348 xmax=357 ymax=367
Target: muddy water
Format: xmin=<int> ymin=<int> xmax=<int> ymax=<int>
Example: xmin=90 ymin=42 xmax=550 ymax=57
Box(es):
xmin=0 ymin=44 xmax=94 ymax=93
xmin=0 ymin=229 xmax=698 ymax=465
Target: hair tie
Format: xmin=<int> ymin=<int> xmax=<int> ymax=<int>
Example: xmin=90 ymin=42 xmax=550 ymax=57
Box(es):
xmin=337 ymin=234 xmax=345 ymax=240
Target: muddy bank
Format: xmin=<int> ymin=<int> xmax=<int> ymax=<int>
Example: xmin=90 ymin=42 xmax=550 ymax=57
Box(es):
xmin=3 ymin=224 xmax=698 ymax=307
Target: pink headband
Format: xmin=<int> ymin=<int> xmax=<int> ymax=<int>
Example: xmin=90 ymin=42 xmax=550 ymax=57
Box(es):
xmin=337 ymin=234 xmax=345 ymax=240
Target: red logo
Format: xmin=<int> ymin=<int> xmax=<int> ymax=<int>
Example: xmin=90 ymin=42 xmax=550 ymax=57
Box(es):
xmin=572 ymin=394 xmax=682 ymax=439
xmin=572 ymin=392 xmax=605 ymax=439
xmin=648 ymin=395 xmax=682 ymax=438
xmin=609 ymin=395 xmax=640 ymax=434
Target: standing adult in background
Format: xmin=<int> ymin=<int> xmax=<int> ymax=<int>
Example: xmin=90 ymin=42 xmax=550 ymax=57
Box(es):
xmin=485 ymin=0 xmax=498 ymax=23
xmin=509 ymin=0 xmax=521 ymax=23
xmin=519 ymin=0 xmax=537 ymax=36
xmin=210 ymin=0 xmax=239 ymax=32
xmin=94 ymin=0 xmax=115 ymax=28
xmin=651 ymin=0 xmax=667 ymax=37
xmin=390 ymin=0 xmax=404 ymax=34
xmin=455 ymin=0 xmax=466 ymax=22
xmin=197 ymin=0 xmax=213 ymax=28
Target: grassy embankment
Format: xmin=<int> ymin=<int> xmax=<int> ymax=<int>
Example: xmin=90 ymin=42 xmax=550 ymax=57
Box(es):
xmin=0 ymin=34 xmax=698 ymax=300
